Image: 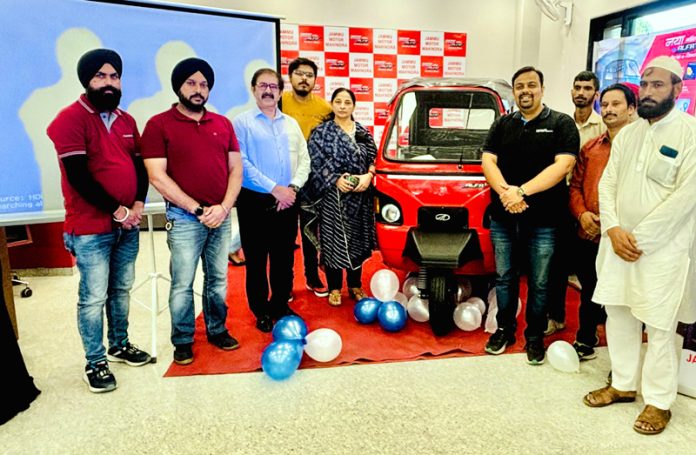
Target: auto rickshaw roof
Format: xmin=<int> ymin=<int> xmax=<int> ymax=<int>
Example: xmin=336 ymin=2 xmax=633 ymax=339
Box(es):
xmin=390 ymin=77 xmax=515 ymax=108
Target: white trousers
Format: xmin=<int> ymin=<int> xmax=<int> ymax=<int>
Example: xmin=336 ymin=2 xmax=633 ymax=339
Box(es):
xmin=605 ymin=305 xmax=680 ymax=410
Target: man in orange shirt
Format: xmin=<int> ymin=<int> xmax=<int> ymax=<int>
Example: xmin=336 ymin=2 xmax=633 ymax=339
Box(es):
xmin=569 ymin=83 xmax=636 ymax=360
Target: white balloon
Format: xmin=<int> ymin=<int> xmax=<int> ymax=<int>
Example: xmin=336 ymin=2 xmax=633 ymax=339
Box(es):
xmin=402 ymin=277 xmax=420 ymax=300
xmin=453 ymin=303 xmax=482 ymax=331
xmin=393 ymin=292 xmax=408 ymax=310
xmin=304 ymin=328 xmax=342 ymax=363
xmin=456 ymin=278 xmax=473 ymax=302
xmin=407 ymin=296 xmax=429 ymax=322
xmin=370 ymin=269 xmax=400 ymax=302
xmin=547 ymin=340 xmax=580 ymax=373
xmin=465 ymin=297 xmax=486 ymax=315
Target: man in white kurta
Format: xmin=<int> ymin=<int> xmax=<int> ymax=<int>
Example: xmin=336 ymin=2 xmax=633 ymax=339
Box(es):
xmin=587 ymin=56 xmax=696 ymax=435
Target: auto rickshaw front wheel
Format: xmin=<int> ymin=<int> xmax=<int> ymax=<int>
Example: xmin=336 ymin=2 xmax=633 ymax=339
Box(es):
xmin=428 ymin=273 xmax=457 ymax=336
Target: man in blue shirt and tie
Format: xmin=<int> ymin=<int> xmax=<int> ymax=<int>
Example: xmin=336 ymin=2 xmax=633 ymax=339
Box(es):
xmin=232 ymin=68 xmax=311 ymax=332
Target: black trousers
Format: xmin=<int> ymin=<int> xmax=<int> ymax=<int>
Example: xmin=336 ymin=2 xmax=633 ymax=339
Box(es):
xmin=237 ymin=188 xmax=297 ymax=319
xmin=574 ymin=237 xmax=605 ymax=345
xmin=299 ymin=207 xmax=321 ymax=283
xmin=325 ymin=266 xmax=362 ymax=291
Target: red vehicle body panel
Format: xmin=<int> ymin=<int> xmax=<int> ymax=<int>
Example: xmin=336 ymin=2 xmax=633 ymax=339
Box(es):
xmin=373 ymin=80 xmax=513 ymax=277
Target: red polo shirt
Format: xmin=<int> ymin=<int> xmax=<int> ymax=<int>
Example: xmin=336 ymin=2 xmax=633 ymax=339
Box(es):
xmin=140 ymin=105 xmax=240 ymax=206
xmin=47 ymin=95 xmax=140 ymax=235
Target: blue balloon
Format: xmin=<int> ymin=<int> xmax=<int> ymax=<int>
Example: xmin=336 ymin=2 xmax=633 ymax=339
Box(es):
xmin=354 ymin=297 xmax=382 ymax=324
xmin=377 ymin=301 xmax=407 ymax=332
xmin=261 ymin=340 xmax=304 ymax=381
xmin=272 ymin=315 xmax=308 ymax=342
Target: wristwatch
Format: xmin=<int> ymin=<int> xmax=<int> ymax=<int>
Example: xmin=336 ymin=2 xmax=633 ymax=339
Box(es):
xmin=194 ymin=206 xmax=205 ymax=216
xmin=517 ymin=186 xmax=526 ymax=197
xmin=289 ymin=184 xmax=300 ymax=193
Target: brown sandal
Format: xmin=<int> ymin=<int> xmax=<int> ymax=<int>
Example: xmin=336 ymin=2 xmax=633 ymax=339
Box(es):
xmin=633 ymin=405 xmax=671 ymax=435
xmin=328 ymin=290 xmax=342 ymax=307
xmin=349 ymin=287 xmax=367 ymax=300
xmin=583 ymin=386 xmax=637 ymax=408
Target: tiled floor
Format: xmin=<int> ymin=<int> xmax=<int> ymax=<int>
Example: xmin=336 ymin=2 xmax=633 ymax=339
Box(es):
xmin=2 ymin=231 xmax=695 ymax=454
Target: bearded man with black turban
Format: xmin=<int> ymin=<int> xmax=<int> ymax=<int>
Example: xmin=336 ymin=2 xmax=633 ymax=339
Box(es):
xmin=47 ymin=48 xmax=152 ymax=394
xmin=141 ymin=58 xmax=243 ymax=366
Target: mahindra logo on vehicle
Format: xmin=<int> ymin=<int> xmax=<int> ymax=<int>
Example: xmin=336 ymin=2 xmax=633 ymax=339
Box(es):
xmin=435 ymin=213 xmax=451 ymax=221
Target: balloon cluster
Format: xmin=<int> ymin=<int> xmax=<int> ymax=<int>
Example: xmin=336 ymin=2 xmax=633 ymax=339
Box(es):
xmin=353 ymin=269 xmax=408 ymax=332
xmin=403 ymin=275 xmax=488 ymax=332
xmin=261 ymin=316 xmax=343 ymax=381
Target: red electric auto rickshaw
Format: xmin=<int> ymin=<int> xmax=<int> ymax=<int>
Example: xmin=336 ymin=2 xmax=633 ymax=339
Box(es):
xmin=373 ymin=78 xmax=514 ymax=335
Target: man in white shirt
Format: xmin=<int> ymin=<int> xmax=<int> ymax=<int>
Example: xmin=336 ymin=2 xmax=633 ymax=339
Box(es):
xmin=572 ymin=71 xmax=607 ymax=148
xmin=232 ymin=68 xmax=311 ymax=332
xmin=583 ymin=56 xmax=696 ymax=436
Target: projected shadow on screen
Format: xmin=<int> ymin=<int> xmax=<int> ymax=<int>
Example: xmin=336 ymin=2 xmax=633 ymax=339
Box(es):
xmin=127 ymin=40 xmax=218 ymax=132
xmin=18 ymin=28 xmax=102 ymax=214
xmin=225 ymin=59 xmax=274 ymax=120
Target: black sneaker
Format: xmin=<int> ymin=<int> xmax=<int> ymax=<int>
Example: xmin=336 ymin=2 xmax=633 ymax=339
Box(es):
xmin=207 ymin=332 xmax=240 ymax=351
xmin=173 ymin=343 xmax=194 ymax=365
xmin=256 ymin=315 xmax=273 ymax=333
xmin=107 ymin=343 xmax=152 ymax=367
xmin=485 ymin=329 xmax=516 ymax=355
xmin=525 ymin=340 xmax=546 ymax=365
xmin=573 ymin=341 xmax=597 ymax=361
xmin=83 ymin=361 xmax=117 ymax=393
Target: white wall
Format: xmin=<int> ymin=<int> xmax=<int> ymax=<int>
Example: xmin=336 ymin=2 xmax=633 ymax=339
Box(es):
xmin=174 ymin=0 xmax=658 ymax=113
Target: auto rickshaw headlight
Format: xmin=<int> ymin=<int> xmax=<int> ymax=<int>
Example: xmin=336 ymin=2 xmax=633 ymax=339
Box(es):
xmin=381 ymin=204 xmax=401 ymax=223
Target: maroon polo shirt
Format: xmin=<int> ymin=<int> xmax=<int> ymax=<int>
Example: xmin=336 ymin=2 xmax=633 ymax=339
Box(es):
xmin=140 ymin=105 xmax=240 ymax=206
xmin=47 ymin=95 xmax=140 ymax=235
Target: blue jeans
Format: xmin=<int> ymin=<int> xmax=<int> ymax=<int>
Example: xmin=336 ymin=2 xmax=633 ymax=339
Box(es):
xmin=64 ymin=228 xmax=139 ymax=366
xmin=489 ymin=219 xmax=557 ymax=342
xmin=166 ymin=205 xmax=230 ymax=345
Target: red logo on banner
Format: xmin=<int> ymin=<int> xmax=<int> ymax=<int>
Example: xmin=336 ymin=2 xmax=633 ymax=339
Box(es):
xmin=299 ymin=25 xmax=324 ymax=51
xmin=350 ymin=27 xmax=373 ymax=53
xmin=421 ymin=56 xmax=443 ymax=77
xmin=374 ymin=102 xmax=389 ymax=125
xmin=350 ymin=77 xmax=374 ymax=102
xmin=325 ymin=52 xmax=350 ymax=77
xmin=312 ymin=76 xmax=325 ymax=96
xmin=429 ymin=108 xmax=443 ymax=127
xmin=281 ymin=50 xmax=300 ymax=75
xmin=374 ymin=54 xmax=397 ymax=78
xmin=397 ymin=30 xmax=420 ymax=55
xmin=444 ymin=32 xmax=467 ymax=56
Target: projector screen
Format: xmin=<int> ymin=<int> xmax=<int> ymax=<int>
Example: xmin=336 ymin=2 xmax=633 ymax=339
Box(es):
xmin=0 ymin=0 xmax=279 ymax=226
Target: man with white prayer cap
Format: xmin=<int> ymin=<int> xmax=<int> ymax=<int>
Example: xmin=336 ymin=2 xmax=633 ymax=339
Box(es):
xmin=582 ymin=55 xmax=696 ymax=435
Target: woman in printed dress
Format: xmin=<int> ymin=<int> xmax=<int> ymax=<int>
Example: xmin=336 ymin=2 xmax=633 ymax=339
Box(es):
xmin=304 ymin=88 xmax=377 ymax=306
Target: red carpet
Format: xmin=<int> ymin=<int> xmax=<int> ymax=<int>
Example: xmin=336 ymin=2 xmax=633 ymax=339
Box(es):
xmin=165 ymin=250 xmax=597 ymax=377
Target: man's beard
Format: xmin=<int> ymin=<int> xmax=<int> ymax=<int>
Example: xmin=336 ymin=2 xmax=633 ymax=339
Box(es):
xmin=86 ymin=86 xmax=122 ymax=112
xmin=638 ymin=96 xmax=674 ymax=119
xmin=573 ymin=96 xmax=591 ymax=108
xmin=294 ymin=87 xmax=310 ymax=97
xmin=178 ymin=91 xmax=207 ymax=112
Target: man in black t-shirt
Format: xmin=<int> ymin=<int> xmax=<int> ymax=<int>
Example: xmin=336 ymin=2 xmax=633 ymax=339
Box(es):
xmin=481 ymin=66 xmax=579 ymax=365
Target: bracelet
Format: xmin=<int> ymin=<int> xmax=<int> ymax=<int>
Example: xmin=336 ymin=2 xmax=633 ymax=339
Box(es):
xmin=220 ymin=203 xmax=230 ymax=215
xmin=113 ymin=206 xmax=130 ymax=223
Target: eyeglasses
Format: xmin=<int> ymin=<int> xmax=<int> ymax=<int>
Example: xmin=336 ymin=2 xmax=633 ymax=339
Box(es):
xmin=256 ymin=82 xmax=280 ymax=92
xmin=293 ymin=70 xmax=315 ymax=79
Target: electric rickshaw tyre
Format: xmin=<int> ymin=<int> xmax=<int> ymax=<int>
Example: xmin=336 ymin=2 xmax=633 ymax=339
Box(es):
xmin=428 ymin=273 xmax=456 ymax=336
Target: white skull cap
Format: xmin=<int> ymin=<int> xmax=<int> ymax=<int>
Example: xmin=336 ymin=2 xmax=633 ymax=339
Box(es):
xmin=644 ymin=56 xmax=683 ymax=80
